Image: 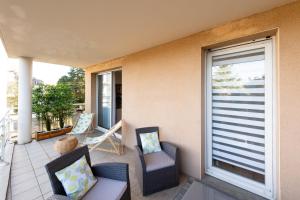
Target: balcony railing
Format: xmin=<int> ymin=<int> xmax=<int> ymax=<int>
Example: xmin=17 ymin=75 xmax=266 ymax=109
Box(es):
xmin=0 ymin=110 xmax=11 ymax=165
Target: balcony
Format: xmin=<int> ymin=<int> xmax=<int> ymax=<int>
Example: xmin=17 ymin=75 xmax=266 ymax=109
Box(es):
xmin=5 ymin=136 xmax=266 ymax=200
xmin=1 ymin=0 xmax=300 ymax=199
xmin=6 ymin=136 xmax=184 ymax=200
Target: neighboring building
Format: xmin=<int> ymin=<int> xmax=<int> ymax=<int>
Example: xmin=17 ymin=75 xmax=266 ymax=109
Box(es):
xmin=32 ymin=77 xmax=44 ymax=86
xmin=7 ymin=70 xmax=43 ymax=111
xmin=7 ymin=70 xmax=18 ymax=111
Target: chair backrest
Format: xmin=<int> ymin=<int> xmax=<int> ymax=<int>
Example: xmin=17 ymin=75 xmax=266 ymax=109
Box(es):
xmin=135 ymin=127 xmax=159 ymax=148
xmin=72 ymin=113 xmax=94 ymax=134
xmin=45 ymin=145 xmax=91 ymax=195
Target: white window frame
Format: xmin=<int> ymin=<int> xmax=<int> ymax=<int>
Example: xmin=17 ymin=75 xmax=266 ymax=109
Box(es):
xmin=205 ymin=39 xmax=276 ymax=200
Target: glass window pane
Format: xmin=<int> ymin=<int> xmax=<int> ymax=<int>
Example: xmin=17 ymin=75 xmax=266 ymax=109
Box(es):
xmin=211 ymin=48 xmax=266 ymax=183
xmin=98 ymin=73 xmax=112 ymax=129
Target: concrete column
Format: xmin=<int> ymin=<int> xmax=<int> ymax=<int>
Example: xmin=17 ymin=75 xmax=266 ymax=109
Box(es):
xmin=0 ymin=40 xmax=8 ymax=116
xmin=18 ymin=57 xmax=33 ymax=144
xmin=85 ymin=71 xmax=97 ymax=128
xmin=84 ymin=70 xmax=91 ymax=113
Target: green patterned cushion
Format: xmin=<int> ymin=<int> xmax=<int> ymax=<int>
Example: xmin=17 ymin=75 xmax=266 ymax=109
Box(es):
xmin=55 ymin=156 xmax=97 ymax=200
xmin=140 ymin=132 xmax=162 ymax=154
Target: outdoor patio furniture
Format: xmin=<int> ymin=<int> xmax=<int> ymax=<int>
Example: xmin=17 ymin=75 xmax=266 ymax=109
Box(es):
xmin=45 ymin=145 xmax=131 ymax=200
xmin=68 ymin=113 xmax=95 ymax=136
xmin=54 ymin=136 xmax=78 ymax=154
xmin=83 ymin=120 xmax=123 ymax=155
xmin=135 ymin=127 xmax=179 ymax=196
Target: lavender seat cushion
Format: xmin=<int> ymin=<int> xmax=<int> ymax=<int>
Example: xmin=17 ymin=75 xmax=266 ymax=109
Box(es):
xmin=82 ymin=177 xmax=127 ymax=200
xmin=144 ymin=151 xmax=175 ymax=172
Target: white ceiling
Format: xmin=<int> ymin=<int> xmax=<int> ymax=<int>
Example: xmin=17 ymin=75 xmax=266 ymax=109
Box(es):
xmin=0 ymin=0 xmax=294 ymax=67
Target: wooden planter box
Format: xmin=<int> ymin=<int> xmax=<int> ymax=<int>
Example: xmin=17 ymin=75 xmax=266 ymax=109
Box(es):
xmin=64 ymin=126 xmax=73 ymax=134
xmin=36 ymin=126 xmax=73 ymax=141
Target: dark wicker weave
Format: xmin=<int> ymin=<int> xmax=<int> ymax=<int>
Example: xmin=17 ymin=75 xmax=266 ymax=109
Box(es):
xmin=45 ymin=145 xmax=131 ymax=200
xmin=135 ymin=127 xmax=179 ymax=196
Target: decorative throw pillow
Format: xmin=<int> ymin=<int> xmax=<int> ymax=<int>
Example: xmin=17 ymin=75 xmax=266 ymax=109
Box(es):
xmin=55 ymin=156 xmax=97 ymax=200
xmin=140 ymin=132 xmax=162 ymax=154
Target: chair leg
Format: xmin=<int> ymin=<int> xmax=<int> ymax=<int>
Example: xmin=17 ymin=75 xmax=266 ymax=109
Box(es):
xmin=108 ymin=137 xmax=121 ymax=155
xmin=88 ymin=137 xmax=122 ymax=155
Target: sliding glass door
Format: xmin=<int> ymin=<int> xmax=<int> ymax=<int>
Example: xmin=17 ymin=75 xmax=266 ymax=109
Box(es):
xmin=97 ymin=72 xmax=112 ymax=130
xmin=206 ymin=39 xmax=274 ymax=199
xmin=97 ymin=70 xmax=122 ymax=132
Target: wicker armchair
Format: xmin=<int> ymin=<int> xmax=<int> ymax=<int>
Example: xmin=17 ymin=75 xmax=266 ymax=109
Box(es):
xmin=45 ymin=145 xmax=131 ymax=200
xmin=135 ymin=127 xmax=179 ymax=196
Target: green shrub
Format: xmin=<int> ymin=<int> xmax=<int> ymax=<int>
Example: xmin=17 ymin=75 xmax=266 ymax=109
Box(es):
xmin=32 ymin=83 xmax=75 ymax=131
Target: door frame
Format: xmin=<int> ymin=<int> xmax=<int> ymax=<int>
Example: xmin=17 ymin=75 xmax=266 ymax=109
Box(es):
xmin=96 ymin=68 xmax=122 ymax=132
xmin=205 ymin=38 xmax=276 ymax=199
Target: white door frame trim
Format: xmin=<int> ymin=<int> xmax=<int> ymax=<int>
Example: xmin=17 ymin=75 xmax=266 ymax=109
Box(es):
xmin=205 ymin=38 xmax=276 ymax=200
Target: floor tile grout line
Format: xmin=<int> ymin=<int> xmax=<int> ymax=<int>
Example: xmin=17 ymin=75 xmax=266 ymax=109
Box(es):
xmin=10 ymin=147 xmax=39 ymax=199
xmin=7 ymin=172 xmax=12 ymax=200
xmin=23 ymin=144 xmax=45 ymax=200
xmin=39 ymin=142 xmax=55 ymax=193
xmin=39 ymin=141 xmax=52 ymax=160
xmin=36 ymin=141 xmax=54 ymax=199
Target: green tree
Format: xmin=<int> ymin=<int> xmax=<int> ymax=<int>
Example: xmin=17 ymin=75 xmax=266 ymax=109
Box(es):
xmin=50 ymin=84 xmax=75 ymax=128
xmin=57 ymin=68 xmax=85 ymax=103
xmin=32 ymin=84 xmax=75 ymax=130
xmin=32 ymin=84 xmax=53 ymax=131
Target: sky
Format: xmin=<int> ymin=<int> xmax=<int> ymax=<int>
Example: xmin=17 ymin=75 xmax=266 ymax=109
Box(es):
xmin=6 ymin=57 xmax=71 ymax=85
xmin=33 ymin=62 xmax=71 ymax=84
xmin=0 ymin=39 xmax=71 ymax=114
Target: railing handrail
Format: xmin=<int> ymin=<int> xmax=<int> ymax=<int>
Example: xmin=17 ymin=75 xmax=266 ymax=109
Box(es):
xmin=0 ymin=110 xmax=11 ymax=162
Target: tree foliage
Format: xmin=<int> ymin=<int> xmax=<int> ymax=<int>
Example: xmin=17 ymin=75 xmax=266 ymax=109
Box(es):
xmin=32 ymin=84 xmax=53 ymax=131
xmin=32 ymin=83 xmax=75 ymax=130
xmin=50 ymin=84 xmax=75 ymax=128
xmin=57 ymin=68 xmax=85 ymax=103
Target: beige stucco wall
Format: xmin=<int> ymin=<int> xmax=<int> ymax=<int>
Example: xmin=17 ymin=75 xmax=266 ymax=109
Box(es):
xmin=85 ymin=1 xmax=300 ymax=199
